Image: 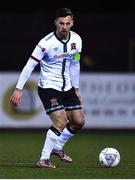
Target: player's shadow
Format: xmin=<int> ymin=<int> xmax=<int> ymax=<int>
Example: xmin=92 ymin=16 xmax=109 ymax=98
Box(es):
xmin=0 ymin=162 xmax=35 ymax=168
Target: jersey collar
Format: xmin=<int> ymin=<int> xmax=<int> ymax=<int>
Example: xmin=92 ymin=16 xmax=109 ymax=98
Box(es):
xmin=54 ymin=31 xmax=71 ymax=44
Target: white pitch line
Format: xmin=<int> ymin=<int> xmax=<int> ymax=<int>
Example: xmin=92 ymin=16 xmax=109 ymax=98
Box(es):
xmin=128 ymin=163 xmax=135 ymax=166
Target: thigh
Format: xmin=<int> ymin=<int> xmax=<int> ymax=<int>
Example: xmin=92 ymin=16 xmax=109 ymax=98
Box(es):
xmin=38 ymin=87 xmax=64 ymax=114
xmin=49 ymin=109 xmax=68 ymax=131
xmin=62 ymin=87 xmax=82 ymax=111
xmin=66 ymin=109 xmax=85 ymax=124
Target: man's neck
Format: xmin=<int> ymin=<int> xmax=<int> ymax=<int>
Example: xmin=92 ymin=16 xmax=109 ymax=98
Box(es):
xmin=55 ymin=31 xmax=69 ymax=40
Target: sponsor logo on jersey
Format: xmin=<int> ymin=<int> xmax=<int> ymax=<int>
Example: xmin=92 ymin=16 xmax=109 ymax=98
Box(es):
xmin=54 ymin=52 xmax=73 ymax=59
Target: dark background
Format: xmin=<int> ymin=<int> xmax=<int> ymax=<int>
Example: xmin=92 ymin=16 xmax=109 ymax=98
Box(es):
xmin=1 ymin=0 xmax=135 ymax=72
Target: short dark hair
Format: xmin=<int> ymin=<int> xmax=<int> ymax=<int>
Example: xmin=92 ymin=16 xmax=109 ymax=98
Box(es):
xmin=55 ymin=8 xmax=73 ymax=19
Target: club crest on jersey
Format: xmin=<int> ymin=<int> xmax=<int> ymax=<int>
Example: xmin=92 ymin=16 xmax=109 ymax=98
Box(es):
xmin=71 ymin=43 xmax=76 ymax=50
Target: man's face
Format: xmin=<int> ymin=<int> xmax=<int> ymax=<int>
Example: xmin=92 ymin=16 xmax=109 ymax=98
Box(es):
xmin=55 ymin=15 xmax=73 ymax=38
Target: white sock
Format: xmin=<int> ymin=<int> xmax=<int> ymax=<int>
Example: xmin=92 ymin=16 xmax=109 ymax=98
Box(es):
xmin=40 ymin=129 xmax=60 ymax=160
xmin=54 ymin=127 xmax=74 ymax=150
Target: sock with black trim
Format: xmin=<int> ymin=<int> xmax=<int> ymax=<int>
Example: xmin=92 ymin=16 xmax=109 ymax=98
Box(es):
xmin=40 ymin=126 xmax=61 ymax=160
xmin=53 ymin=126 xmax=75 ymax=151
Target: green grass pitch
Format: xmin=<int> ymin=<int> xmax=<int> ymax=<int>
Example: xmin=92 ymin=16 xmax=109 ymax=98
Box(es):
xmin=0 ymin=129 xmax=135 ymax=179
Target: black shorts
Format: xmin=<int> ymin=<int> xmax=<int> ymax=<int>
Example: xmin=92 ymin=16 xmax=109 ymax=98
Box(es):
xmin=38 ymin=87 xmax=82 ymax=114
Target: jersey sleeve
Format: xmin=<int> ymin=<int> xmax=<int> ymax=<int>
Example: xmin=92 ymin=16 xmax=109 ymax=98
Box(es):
xmin=70 ymin=35 xmax=82 ymax=88
xmin=70 ymin=60 xmax=80 ymax=88
xmin=76 ymin=34 xmax=82 ymax=53
xmin=16 ymin=57 xmax=39 ymax=90
xmin=31 ymin=38 xmax=46 ymax=62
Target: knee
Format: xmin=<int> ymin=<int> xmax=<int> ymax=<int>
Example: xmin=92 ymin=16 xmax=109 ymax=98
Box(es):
xmin=53 ymin=117 xmax=68 ymax=131
xmin=71 ymin=117 xmax=85 ymax=131
xmin=77 ymin=118 xmax=85 ymax=129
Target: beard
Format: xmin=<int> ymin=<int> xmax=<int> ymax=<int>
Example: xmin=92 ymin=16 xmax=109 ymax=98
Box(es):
xmin=60 ymin=30 xmax=69 ymax=39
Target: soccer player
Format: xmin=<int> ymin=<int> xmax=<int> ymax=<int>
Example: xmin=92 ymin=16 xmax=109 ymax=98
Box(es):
xmin=10 ymin=8 xmax=85 ymax=168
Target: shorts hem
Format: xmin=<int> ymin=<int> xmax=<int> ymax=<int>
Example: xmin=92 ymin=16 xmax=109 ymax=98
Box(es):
xmin=65 ymin=107 xmax=82 ymax=111
xmin=46 ymin=107 xmax=64 ymax=115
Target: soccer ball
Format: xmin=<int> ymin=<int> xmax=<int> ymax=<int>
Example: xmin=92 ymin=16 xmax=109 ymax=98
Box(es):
xmin=99 ymin=147 xmax=120 ymax=167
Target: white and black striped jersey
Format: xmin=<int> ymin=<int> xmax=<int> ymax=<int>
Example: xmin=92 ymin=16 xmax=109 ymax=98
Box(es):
xmin=31 ymin=31 xmax=82 ymax=91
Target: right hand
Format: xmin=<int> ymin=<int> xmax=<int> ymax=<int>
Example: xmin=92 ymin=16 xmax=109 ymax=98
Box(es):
xmin=10 ymin=88 xmax=23 ymax=106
